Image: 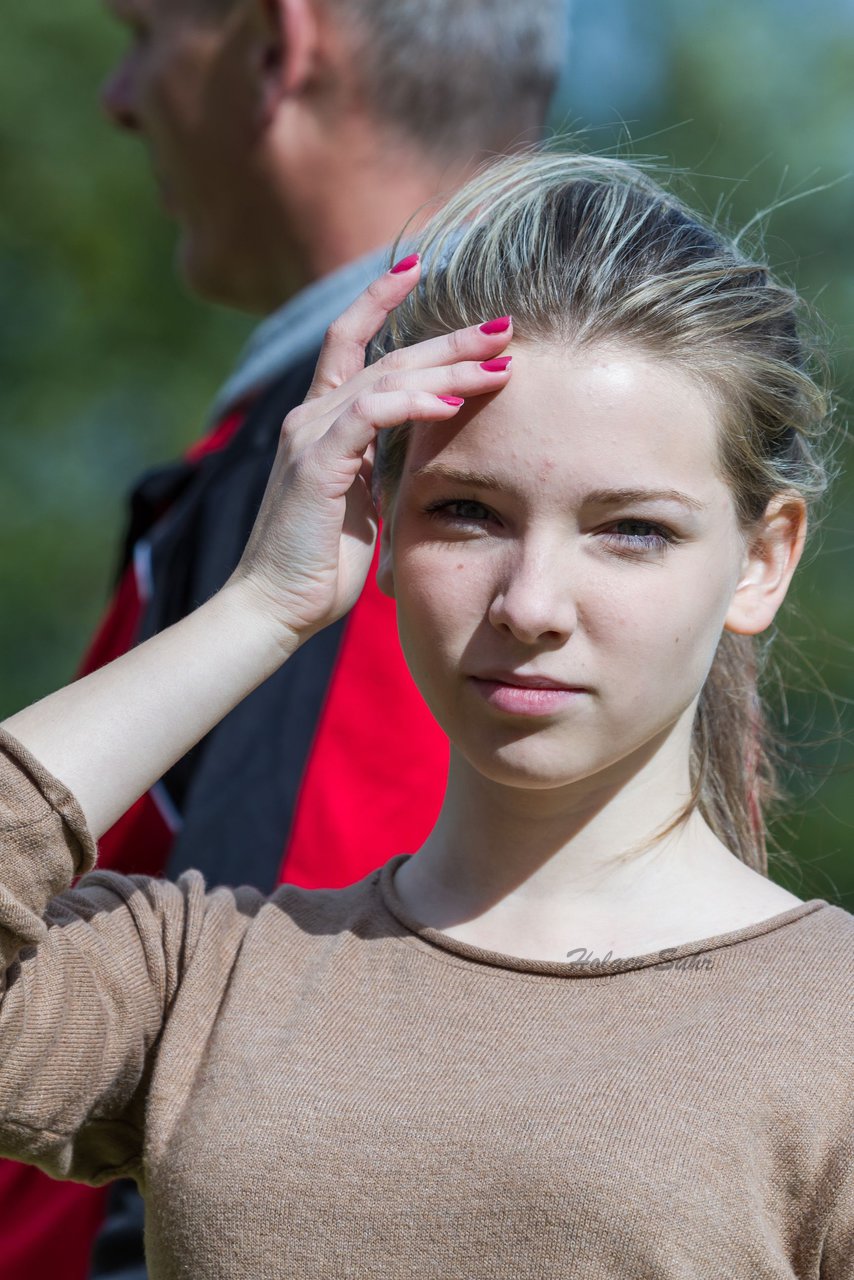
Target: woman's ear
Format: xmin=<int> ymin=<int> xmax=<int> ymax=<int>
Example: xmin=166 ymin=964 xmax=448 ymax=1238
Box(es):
xmin=375 ymin=502 xmax=396 ymax=600
xmin=724 ymin=494 xmax=808 ymax=636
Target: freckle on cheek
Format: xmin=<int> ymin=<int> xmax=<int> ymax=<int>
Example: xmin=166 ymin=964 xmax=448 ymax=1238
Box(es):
xmin=456 ymin=563 xmax=464 ymax=571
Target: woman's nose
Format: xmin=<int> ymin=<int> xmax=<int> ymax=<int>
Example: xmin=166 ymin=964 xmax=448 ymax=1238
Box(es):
xmin=100 ymin=61 xmax=141 ymax=133
xmin=487 ymin=545 xmax=578 ymax=645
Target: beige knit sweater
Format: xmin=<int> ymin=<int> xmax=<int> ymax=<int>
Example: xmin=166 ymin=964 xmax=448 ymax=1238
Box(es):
xmin=1 ymin=724 xmax=852 ymax=1279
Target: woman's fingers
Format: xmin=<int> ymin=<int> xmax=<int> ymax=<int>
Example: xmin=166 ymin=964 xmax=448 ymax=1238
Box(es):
xmin=234 ymin=262 xmax=516 ymax=647
xmin=284 ymin=351 xmax=513 ymax=462
xmin=306 ymin=254 xmax=515 ymax=410
xmin=306 ymin=254 xmax=423 ymax=400
xmin=360 ymin=356 xmax=513 ymax=407
xmin=371 ymin=316 xmax=513 ymax=379
xmin=306 ymin=315 xmax=515 ymax=422
xmin=309 ymin=390 xmax=469 ymax=494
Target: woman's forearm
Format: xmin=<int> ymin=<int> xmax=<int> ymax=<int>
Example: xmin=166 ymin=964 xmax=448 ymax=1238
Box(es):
xmin=1 ymin=580 xmax=295 ymax=841
xmin=0 ymin=267 xmax=511 ymax=848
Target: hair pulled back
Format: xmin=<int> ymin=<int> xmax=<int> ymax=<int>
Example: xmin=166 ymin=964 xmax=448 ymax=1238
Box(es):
xmin=372 ymin=151 xmax=835 ymax=875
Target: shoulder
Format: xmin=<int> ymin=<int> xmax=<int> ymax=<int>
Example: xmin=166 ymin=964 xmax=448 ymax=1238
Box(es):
xmin=778 ymin=899 xmax=854 ymax=1044
xmin=809 ymin=897 xmax=854 ymax=961
xmin=187 ymin=869 xmax=390 ymax=980
xmin=767 ymin=893 xmax=854 ymax=966
xmin=262 ymin=870 xmax=382 ymax=939
xmin=62 ymin=860 xmax=385 ymax=959
xmin=54 ymin=868 xmax=269 ymax=971
xmin=802 ymin=896 xmax=854 ymax=948
xmin=74 ymin=865 xmax=384 ymax=945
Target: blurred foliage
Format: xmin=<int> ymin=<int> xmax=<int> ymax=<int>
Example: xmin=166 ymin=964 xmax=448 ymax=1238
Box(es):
xmin=1 ymin=0 xmax=852 ymax=907
xmin=0 ymin=0 xmax=251 ymax=707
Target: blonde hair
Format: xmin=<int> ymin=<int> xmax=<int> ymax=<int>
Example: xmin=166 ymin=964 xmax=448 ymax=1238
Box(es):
xmin=372 ymin=151 xmax=837 ymax=875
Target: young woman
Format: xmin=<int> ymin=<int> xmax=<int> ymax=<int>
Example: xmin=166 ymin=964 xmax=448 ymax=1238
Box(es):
xmin=1 ymin=153 xmax=851 ymax=1279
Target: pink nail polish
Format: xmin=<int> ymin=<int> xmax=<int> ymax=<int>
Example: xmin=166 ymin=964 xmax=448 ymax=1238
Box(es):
xmin=437 ymin=396 xmax=465 ymax=407
xmin=479 ymin=316 xmax=512 ymax=334
xmin=480 ymin=357 xmax=512 ymax=372
xmin=390 ymin=253 xmax=420 ymax=274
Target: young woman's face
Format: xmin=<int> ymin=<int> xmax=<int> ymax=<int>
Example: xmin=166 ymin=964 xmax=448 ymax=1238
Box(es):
xmin=378 ymin=342 xmax=753 ymax=793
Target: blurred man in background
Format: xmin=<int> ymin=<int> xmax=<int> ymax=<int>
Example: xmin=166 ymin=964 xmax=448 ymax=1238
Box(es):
xmin=0 ymin=2 xmax=568 ymax=1277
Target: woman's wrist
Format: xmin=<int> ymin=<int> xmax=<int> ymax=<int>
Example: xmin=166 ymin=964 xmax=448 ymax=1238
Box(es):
xmin=217 ymin=572 xmax=304 ymax=665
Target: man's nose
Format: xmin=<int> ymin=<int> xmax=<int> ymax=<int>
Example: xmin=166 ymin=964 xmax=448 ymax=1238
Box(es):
xmin=100 ymin=62 xmax=141 ymax=133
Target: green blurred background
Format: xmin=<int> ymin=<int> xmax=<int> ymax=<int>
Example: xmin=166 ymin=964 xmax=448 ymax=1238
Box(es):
xmin=1 ymin=0 xmax=852 ymax=908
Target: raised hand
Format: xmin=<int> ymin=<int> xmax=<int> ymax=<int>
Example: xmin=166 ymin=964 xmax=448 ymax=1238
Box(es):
xmin=229 ymin=255 xmax=514 ymax=648
xmin=0 ymin=256 xmax=514 ymax=836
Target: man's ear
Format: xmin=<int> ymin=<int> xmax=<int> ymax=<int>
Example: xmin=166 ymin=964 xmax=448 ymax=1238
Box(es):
xmin=375 ymin=502 xmax=396 ymax=600
xmin=724 ymin=494 xmax=807 ymax=636
xmin=257 ymin=0 xmax=319 ymax=116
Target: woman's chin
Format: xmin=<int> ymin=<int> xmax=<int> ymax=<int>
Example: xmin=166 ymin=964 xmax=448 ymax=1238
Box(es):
xmin=451 ymin=739 xmax=603 ymax=791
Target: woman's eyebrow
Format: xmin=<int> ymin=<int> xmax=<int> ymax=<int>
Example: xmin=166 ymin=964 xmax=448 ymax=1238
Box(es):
xmin=585 ymin=486 xmax=707 ymax=512
xmin=409 ymin=463 xmax=509 ymax=490
xmin=408 ymin=463 xmax=706 ymax=512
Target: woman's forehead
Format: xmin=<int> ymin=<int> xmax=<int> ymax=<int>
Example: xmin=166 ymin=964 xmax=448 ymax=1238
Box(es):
xmin=405 ymin=342 xmax=729 ymax=507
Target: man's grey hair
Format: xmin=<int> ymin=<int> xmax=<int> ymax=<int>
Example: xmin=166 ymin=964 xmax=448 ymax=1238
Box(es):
xmin=323 ymin=0 xmax=569 ymax=161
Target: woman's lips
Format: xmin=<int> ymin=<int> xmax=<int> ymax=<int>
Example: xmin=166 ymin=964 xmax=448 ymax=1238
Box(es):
xmin=467 ymin=677 xmax=587 ymax=716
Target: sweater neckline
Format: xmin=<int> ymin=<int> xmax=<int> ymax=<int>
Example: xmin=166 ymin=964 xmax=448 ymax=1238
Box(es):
xmin=377 ymin=853 xmax=829 ymax=979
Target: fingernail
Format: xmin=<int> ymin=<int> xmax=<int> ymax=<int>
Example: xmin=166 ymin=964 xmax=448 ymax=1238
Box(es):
xmin=390 ymin=253 xmax=420 ymax=274
xmin=437 ymin=396 xmax=465 ymax=407
xmin=479 ymin=316 xmax=511 ymax=334
xmin=480 ymin=357 xmax=512 ymax=372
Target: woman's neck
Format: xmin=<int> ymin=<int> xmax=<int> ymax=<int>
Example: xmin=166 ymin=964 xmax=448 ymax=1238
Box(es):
xmin=390 ymin=748 xmax=797 ymax=962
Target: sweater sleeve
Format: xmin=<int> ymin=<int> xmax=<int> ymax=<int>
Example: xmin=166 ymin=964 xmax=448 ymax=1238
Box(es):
xmin=822 ymin=1149 xmax=854 ymax=1280
xmin=0 ymin=726 xmax=217 ymax=1186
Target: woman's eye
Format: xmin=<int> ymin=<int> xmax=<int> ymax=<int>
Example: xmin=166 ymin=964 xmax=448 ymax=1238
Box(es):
xmin=424 ymin=498 xmax=494 ymax=526
xmin=603 ymin=520 xmax=676 ymax=552
xmin=422 ymin=504 xmax=676 ymax=551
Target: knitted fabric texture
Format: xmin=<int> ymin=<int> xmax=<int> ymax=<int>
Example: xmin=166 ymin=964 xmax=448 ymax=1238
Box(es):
xmin=0 ymin=726 xmax=852 ymax=1279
